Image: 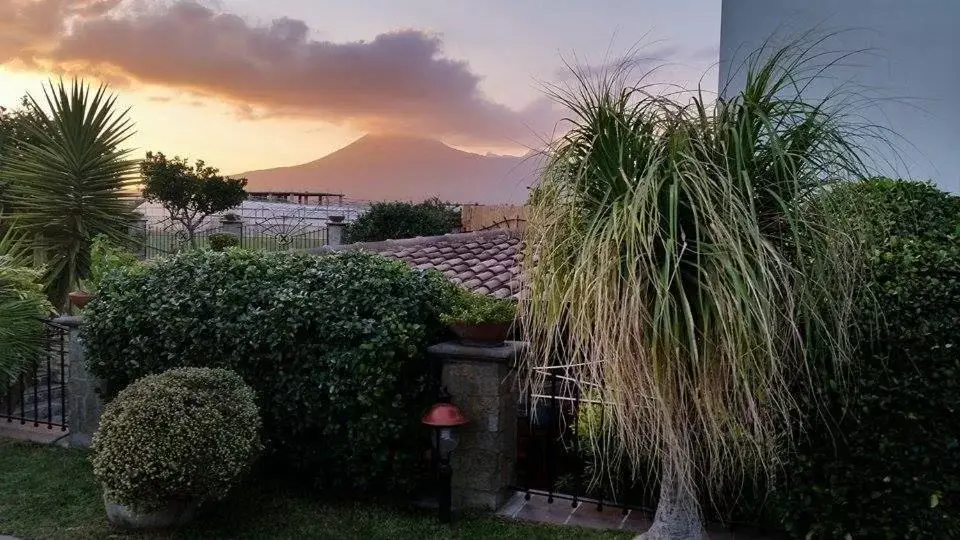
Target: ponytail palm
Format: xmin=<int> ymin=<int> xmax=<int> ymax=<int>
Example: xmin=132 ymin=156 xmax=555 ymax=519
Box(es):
xmin=521 ymin=46 xmax=876 ymax=538
xmin=2 ymin=79 xmax=137 ymax=307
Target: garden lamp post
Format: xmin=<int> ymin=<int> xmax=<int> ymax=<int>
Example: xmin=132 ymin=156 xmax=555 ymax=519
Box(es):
xmin=422 ymin=401 xmax=468 ymax=523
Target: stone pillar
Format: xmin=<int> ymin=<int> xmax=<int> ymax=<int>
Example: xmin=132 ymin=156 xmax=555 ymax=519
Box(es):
xmin=219 ymin=218 xmax=243 ymax=237
xmin=326 ymin=219 xmax=345 ymax=246
xmin=427 ymin=341 xmax=526 ymax=510
xmin=56 ymin=316 xmax=105 ymax=448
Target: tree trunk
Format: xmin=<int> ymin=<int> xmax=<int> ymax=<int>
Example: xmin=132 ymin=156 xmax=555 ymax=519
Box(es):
xmin=636 ymin=465 xmax=705 ymax=540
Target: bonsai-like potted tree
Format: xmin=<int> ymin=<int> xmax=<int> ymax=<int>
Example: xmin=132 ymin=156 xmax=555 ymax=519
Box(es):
xmin=441 ymin=287 xmax=517 ymax=346
xmin=91 ymin=367 xmax=261 ymax=529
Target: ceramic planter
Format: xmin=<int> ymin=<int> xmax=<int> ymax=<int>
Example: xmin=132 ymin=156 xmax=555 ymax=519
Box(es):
xmin=103 ymin=491 xmax=198 ymax=529
xmin=68 ymin=290 xmax=96 ymax=310
xmin=449 ymin=321 xmax=511 ymax=347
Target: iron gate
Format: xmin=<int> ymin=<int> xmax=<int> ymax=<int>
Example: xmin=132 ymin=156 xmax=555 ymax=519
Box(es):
xmin=0 ymin=319 xmax=69 ymax=430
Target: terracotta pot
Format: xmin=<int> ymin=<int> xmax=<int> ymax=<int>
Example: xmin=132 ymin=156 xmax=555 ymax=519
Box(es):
xmin=449 ymin=322 xmax=511 ymax=347
xmin=103 ymin=491 xmax=198 ymax=529
xmin=68 ymin=290 xmax=96 ymax=310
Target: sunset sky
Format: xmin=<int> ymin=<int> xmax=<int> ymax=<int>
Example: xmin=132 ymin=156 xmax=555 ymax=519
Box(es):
xmin=0 ymin=0 xmax=720 ymax=174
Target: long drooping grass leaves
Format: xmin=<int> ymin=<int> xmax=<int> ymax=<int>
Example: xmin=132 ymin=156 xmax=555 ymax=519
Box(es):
xmin=520 ymin=43 xmax=883 ymax=512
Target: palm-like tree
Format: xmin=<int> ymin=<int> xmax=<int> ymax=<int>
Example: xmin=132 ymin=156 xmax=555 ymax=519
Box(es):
xmin=1 ymin=79 xmax=138 ymax=308
xmin=521 ymin=44 xmax=879 ymax=538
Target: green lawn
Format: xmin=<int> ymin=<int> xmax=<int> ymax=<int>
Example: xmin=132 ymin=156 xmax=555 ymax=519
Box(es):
xmin=0 ymin=440 xmax=629 ymax=540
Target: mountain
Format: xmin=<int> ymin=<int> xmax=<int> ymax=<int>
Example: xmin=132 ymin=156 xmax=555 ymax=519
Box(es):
xmin=235 ymin=134 xmax=542 ymax=204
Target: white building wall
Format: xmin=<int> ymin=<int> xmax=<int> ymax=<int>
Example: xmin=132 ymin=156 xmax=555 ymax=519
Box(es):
xmin=719 ymin=0 xmax=960 ymax=191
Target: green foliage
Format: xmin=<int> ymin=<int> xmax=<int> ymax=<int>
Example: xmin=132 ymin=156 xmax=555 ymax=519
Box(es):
xmin=345 ymin=198 xmax=460 ymax=243
xmin=90 ymin=367 xmax=261 ymax=513
xmin=824 ymin=177 xmax=960 ymax=241
xmin=83 ymin=249 xmax=451 ymax=493
xmin=0 ymin=226 xmax=54 ymax=379
xmin=208 ymin=232 xmax=240 ymax=252
xmin=140 ymin=151 xmax=247 ymax=248
xmin=775 ymin=180 xmax=960 ymax=538
xmin=441 ymin=287 xmax=516 ymax=325
xmin=0 ymin=80 xmax=138 ymax=307
xmin=83 ymin=234 xmax=140 ymax=293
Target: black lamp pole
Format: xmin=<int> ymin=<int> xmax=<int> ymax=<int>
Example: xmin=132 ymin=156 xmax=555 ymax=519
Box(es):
xmin=438 ymin=439 xmax=453 ymax=523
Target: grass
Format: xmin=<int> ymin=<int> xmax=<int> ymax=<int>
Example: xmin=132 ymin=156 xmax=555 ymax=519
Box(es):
xmin=0 ymin=440 xmax=629 ymax=540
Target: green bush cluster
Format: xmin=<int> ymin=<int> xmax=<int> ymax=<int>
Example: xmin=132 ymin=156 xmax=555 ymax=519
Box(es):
xmin=775 ymin=179 xmax=960 ymax=538
xmin=90 ymin=367 xmax=261 ymax=512
xmin=207 ymin=232 xmax=239 ymax=251
xmin=441 ymin=286 xmax=516 ymax=325
xmin=85 ymin=234 xmax=141 ymax=293
xmin=83 ymin=249 xmax=450 ymax=493
xmin=345 ymin=198 xmax=460 ymax=243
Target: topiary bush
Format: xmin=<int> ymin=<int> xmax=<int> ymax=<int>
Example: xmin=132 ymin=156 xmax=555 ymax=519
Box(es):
xmin=774 ymin=179 xmax=960 ymax=538
xmin=90 ymin=367 xmax=261 ymax=512
xmin=83 ymin=249 xmax=450 ymax=493
xmin=207 ymin=232 xmax=239 ymax=252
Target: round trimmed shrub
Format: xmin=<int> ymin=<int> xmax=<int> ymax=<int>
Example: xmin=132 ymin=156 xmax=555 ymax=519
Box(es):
xmin=207 ymin=232 xmax=239 ymax=252
xmin=83 ymin=249 xmax=450 ymax=492
xmin=90 ymin=367 xmax=261 ymax=512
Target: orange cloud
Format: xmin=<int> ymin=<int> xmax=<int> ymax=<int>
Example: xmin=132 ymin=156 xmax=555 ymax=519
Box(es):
xmin=0 ymin=0 xmax=559 ymax=147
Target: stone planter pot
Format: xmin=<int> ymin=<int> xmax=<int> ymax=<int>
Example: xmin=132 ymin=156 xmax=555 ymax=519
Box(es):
xmin=68 ymin=291 xmax=96 ymax=310
xmin=103 ymin=492 xmax=198 ymax=529
xmin=449 ymin=322 xmax=511 ymax=347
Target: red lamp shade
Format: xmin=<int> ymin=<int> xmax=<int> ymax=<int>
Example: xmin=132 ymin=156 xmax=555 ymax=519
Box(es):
xmin=422 ymin=402 xmax=468 ymax=428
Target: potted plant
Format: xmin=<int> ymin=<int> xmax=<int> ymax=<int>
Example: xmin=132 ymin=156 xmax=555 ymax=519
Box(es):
xmin=91 ymin=367 xmax=261 ymax=529
xmin=441 ymin=287 xmax=517 ymax=346
xmin=69 ymin=235 xmax=140 ymax=311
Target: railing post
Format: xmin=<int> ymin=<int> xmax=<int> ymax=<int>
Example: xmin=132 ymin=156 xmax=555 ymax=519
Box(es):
xmin=426 ymin=341 xmax=526 ymax=510
xmin=54 ymin=316 xmax=105 ymax=447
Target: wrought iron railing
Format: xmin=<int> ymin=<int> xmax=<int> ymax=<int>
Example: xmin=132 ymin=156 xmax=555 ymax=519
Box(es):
xmin=0 ymin=319 xmax=69 ymax=430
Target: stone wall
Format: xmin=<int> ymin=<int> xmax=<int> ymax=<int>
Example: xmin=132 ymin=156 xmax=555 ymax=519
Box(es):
xmin=427 ymin=341 xmax=525 ymax=510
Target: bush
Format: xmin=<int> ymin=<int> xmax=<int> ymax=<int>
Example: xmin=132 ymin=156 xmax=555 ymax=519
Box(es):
xmin=90 ymin=367 xmax=261 ymax=512
xmin=775 ymin=179 xmax=960 ymax=538
xmin=207 ymin=232 xmax=239 ymax=251
xmin=83 ymin=249 xmax=450 ymax=492
xmin=85 ymin=234 xmax=141 ymax=293
xmin=345 ymin=198 xmax=460 ymax=243
xmin=441 ymin=287 xmax=516 ymax=325
xmin=0 ymin=253 xmax=52 ymax=379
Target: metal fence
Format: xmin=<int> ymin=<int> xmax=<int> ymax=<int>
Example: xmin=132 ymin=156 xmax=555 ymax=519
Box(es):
xmin=513 ymin=368 xmax=655 ymax=514
xmin=0 ymin=319 xmax=69 ymax=431
xmin=139 ymin=218 xmax=329 ymax=259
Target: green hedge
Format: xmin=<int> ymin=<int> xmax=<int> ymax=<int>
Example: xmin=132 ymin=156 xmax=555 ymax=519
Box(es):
xmin=345 ymin=198 xmax=459 ymax=243
xmin=82 ymin=249 xmax=450 ymax=493
xmin=775 ymin=180 xmax=960 ymax=538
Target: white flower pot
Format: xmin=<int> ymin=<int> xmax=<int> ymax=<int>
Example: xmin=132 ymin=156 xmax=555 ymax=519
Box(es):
xmin=103 ymin=491 xmax=198 ymax=529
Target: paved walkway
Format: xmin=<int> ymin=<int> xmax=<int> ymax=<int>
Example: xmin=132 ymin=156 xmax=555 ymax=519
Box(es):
xmin=498 ymin=491 xmax=778 ymax=539
xmin=0 ymin=422 xmax=69 ymax=446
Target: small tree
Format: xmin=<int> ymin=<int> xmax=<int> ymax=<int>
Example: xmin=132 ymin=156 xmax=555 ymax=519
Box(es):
xmin=140 ymin=152 xmax=247 ymax=248
xmin=345 ymin=198 xmax=460 ymax=243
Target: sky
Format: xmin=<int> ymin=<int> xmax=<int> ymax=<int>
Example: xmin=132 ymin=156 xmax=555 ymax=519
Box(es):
xmin=0 ymin=0 xmax=720 ymax=173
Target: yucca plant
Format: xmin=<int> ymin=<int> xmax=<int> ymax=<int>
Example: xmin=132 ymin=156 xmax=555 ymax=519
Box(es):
xmin=521 ymin=43 xmax=880 ymax=538
xmin=1 ymin=79 xmax=138 ymax=308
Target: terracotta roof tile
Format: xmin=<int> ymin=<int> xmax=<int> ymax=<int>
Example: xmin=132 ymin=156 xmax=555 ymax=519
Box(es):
xmin=316 ymin=230 xmax=523 ymax=298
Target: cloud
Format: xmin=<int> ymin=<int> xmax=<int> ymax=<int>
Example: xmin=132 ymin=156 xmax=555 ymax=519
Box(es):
xmin=0 ymin=0 xmax=560 ymax=147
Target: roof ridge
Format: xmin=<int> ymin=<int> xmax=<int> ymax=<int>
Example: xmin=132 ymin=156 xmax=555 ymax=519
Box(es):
xmin=318 ymin=229 xmax=520 ymax=253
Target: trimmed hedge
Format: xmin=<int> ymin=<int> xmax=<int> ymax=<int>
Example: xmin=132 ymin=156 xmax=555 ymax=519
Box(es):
xmin=775 ymin=180 xmax=960 ymax=538
xmin=83 ymin=249 xmax=450 ymax=493
xmin=91 ymin=367 xmax=261 ymax=512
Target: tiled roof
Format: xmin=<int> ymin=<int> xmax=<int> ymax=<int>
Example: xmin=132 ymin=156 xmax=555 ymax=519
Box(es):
xmin=315 ymin=230 xmax=522 ymax=298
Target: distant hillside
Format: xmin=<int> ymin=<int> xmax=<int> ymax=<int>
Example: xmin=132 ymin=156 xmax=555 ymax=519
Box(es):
xmin=236 ymin=134 xmax=542 ymax=204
